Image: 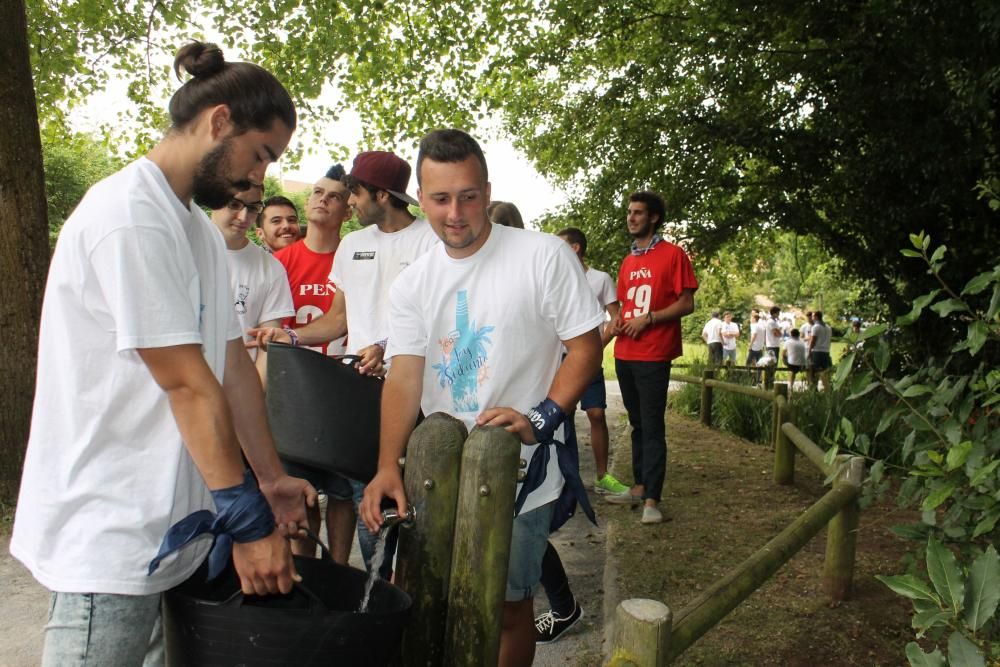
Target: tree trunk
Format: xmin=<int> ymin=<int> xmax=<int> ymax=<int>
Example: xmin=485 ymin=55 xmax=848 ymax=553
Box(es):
xmin=0 ymin=0 xmax=49 ymax=506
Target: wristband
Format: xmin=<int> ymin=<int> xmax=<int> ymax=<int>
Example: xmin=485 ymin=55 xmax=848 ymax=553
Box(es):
xmin=647 ymin=311 xmax=654 ymax=325
xmin=525 ymin=397 xmax=566 ymax=444
xmin=148 ymin=469 xmax=275 ymax=580
xmin=283 ymin=327 xmax=299 ymax=347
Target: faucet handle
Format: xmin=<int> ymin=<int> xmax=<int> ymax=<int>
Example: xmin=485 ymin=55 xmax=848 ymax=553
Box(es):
xmin=381 ymin=504 xmax=416 ymax=528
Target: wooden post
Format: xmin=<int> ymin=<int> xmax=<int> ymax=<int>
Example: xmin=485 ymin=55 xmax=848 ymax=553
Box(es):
xmin=772 ymin=385 xmax=794 ymax=485
xmin=823 ymin=456 xmax=865 ymax=602
xmin=394 ymin=413 xmax=468 ymax=667
xmin=609 ymin=599 xmax=672 ymax=667
xmin=443 ymin=426 xmax=521 ymax=667
xmin=700 ymin=369 xmax=714 ymax=427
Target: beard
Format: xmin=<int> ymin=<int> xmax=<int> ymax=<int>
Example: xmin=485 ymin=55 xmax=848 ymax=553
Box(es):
xmin=192 ymin=137 xmax=251 ymax=210
xmin=629 ymin=219 xmax=655 ymax=239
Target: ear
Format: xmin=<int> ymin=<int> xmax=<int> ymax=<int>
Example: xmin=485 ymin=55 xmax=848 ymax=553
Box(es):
xmin=207 ymin=105 xmax=233 ymax=141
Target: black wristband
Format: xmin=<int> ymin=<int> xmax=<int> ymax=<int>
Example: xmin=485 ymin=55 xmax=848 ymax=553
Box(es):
xmin=525 ymin=397 xmax=565 ymax=444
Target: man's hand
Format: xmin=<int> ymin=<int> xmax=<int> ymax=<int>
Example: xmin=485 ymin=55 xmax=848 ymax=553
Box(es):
xmin=476 ymin=407 xmax=537 ymax=444
xmin=359 ymin=467 xmax=408 ymax=534
xmin=621 ymin=314 xmax=652 ymax=339
xmin=246 ymin=326 xmax=290 ymax=351
xmin=232 ymin=530 xmax=300 ymax=595
xmin=258 ymin=474 xmax=318 ymax=538
xmin=355 ymin=344 xmax=386 ymax=376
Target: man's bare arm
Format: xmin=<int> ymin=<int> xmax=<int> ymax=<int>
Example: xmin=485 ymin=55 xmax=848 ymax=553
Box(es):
xmin=601 ymin=302 xmax=621 ymax=348
xmin=223 ymin=338 xmax=317 ymax=531
xmin=478 ymin=327 xmax=602 ymax=442
xmin=137 ymin=343 xmax=298 ymax=594
xmin=249 ymin=287 xmax=348 ymax=349
xmin=359 ymin=354 xmax=424 ymax=532
xmin=253 ymin=317 xmax=282 ymax=390
xmin=622 ymin=288 xmax=696 ymax=338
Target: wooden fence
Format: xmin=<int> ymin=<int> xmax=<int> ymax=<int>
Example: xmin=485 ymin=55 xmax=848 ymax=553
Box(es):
xmin=608 ymin=372 xmax=865 ymax=666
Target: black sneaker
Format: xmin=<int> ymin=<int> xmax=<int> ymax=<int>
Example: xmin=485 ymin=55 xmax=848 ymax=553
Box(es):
xmin=534 ymin=602 xmax=584 ymax=644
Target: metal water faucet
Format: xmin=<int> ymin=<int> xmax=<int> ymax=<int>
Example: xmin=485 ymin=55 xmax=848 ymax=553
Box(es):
xmin=380 ymin=504 xmax=416 ymax=531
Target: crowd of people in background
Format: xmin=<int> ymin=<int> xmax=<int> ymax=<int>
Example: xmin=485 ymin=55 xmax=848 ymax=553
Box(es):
xmin=700 ymin=305 xmax=851 ymax=389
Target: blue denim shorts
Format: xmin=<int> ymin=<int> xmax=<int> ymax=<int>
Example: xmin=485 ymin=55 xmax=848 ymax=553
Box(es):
xmin=579 ymin=368 xmax=607 ymax=411
xmin=281 ymin=460 xmax=353 ymax=501
xmin=505 ymin=501 xmax=556 ymax=602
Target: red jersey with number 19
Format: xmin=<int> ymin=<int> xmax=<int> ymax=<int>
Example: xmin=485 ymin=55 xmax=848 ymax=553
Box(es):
xmin=274 ymin=240 xmax=347 ymax=356
xmin=614 ymin=241 xmax=698 ymax=362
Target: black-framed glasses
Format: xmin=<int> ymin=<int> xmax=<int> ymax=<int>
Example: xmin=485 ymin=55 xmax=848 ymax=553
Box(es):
xmin=227 ymin=198 xmax=265 ymax=215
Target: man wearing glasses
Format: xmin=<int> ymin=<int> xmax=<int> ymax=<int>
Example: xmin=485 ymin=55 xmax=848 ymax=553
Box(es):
xmin=210 ymin=184 xmax=294 ymax=387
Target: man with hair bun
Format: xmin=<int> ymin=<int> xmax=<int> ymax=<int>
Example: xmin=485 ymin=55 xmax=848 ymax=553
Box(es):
xmin=11 ymin=41 xmax=315 ymax=665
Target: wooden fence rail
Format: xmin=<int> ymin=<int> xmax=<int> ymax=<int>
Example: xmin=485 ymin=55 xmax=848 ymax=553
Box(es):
xmin=609 ymin=373 xmax=865 ymax=665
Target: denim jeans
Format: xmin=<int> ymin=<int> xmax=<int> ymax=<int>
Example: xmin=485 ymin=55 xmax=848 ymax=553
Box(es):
xmin=351 ymin=478 xmax=396 ymax=580
xmin=615 ymin=359 xmax=672 ymax=502
xmin=43 ymin=591 xmax=163 ymax=666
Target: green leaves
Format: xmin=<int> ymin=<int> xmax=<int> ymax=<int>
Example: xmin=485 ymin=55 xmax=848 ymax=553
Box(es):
xmin=925 ymin=538 xmax=964 ymax=613
xmin=876 ymin=574 xmax=940 ymax=603
xmin=905 ymin=642 xmax=945 ymax=667
xmin=962 ymin=545 xmax=1000 ymax=631
xmin=946 ymin=632 xmax=985 ymax=667
xmin=897 ymin=290 xmax=942 ymax=326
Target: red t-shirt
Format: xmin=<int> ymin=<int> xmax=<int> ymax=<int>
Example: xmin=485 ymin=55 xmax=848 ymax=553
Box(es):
xmin=614 ymin=241 xmax=698 ymax=362
xmin=274 ymin=240 xmax=346 ymax=356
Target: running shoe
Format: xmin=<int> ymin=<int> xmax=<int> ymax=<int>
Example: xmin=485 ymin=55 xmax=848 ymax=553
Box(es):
xmin=594 ymin=473 xmax=630 ymax=495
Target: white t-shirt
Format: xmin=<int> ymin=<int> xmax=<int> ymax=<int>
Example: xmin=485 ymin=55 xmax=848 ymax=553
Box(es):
xmin=330 ymin=218 xmax=439 ymax=355
xmin=784 ymin=338 xmax=807 ymax=365
xmin=811 ymin=322 xmax=832 ymax=352
xmin=765 ymin=317 xmax=783 ymax=347
xmin=585 ymin=267 xmax=617 ymax=308
xmin=749 ymin=320 xmax=765 ymax=351
xmin=702 ymin=317 xmax=723 ymax=344
xmin=227 ymin=242 xmax=294 ymax=360
xmin=800 ymin=322 xmax=813 ymax=342
xmin=12 ymin=158 xmax=241 ymax=595
xmin=386 ymin=224 xmax=604 ymax=514
xmin=721 ymin=322 xmax=740 ymax=350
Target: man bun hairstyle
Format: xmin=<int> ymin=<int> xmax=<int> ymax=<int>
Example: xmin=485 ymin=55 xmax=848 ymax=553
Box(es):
xmin=557 ymin=226 xmax=587 ymax=256
xmin=416 ymin=129 xmax=488 ymax=186
xmin=628 ymin=190 xmax=666 ymax=228
xmin=169 ymin=41 xmax=297 ymax=134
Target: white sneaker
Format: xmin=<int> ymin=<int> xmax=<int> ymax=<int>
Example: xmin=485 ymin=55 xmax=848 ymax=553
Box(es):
xmin=641 ymin=505 xmax=663 ymax=524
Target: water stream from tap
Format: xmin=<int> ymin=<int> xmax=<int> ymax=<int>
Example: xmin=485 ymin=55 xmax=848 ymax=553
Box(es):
xmin=358 ymin=528 xmax=390 ymax=613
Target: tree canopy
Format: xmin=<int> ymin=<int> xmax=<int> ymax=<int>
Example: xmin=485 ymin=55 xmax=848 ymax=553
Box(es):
xmin=25 ymin=0 xmax=1000 ymax=316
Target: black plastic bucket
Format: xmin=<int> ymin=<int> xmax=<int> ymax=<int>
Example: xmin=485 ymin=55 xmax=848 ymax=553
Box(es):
xmin=163 ymin=554 xmax=411 ymax=666
xmin=266 ymin=344 xmax=383 ymax=483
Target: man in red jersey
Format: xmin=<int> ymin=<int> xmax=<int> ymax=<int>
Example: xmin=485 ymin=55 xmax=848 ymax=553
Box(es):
xmin=273 ymin=164 xmax=351 ymax=356
xmin=272 ymin=164 xmax=354 ymax=560
xmin=605 ymin=191 xmax=698 ymax=524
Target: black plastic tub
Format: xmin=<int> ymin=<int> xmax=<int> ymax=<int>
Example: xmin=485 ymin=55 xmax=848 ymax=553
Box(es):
xmin=163 ymin=555 xmax=411 ymax=666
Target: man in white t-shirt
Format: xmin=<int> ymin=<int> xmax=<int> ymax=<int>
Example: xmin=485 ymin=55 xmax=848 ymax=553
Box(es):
xmin=765 ymin=306 xmax=783 ymax=363
xmin=10 ymin=42 xmax=314 ymax=665
xmin=701 ymin=311 xmax=724 ymax=365
xmin=210 ymin=184 xmax=294 ymax=387
xmin=254 ymin=151 xmax=438 ymax=574
xmin=557 ymin=226 xmax=628 ymax=496
xmin=721 ymin=311 xmax=740 ymax=365
xmin=809 ymin=311 xmax=834 ymax=390
xmin=782 ymin=328 xmax=808 ymax=386
xmin=360 ymin=129 xmax=604 ymax=667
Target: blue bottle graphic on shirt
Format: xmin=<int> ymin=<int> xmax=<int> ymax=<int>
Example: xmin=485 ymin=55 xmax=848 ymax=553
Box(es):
xmin=435 ymin=290 xmax=494 ymax=412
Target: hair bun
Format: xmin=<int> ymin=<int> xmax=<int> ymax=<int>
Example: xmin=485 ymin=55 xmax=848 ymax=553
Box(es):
xmin=173 ymin=41 xmax=225 ymax=80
